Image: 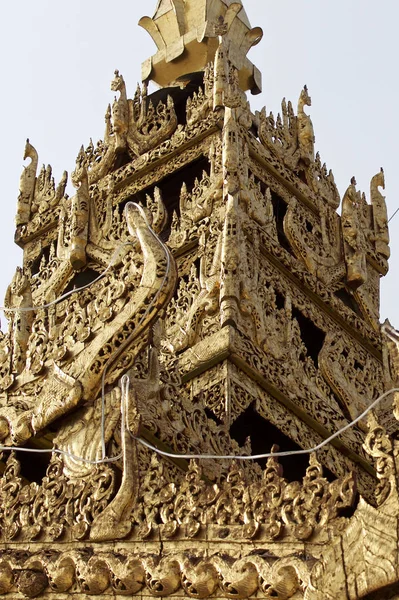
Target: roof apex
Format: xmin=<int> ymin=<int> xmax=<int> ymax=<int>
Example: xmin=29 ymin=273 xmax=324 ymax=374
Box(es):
xmin=140 ymin=0 xmax=262 ymax=94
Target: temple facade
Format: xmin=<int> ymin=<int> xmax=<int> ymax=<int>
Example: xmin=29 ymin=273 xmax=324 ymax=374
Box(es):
xmin=0 ymin=1 xmax=398 ymax=598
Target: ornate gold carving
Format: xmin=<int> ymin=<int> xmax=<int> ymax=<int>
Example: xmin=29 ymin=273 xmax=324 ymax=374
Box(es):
xmin=257 ymin=92 xmax=340 ymax=210
xmin=0 ymin=451 xmax=115 ymax=542
xmin=258 ymin=98 xmax=299 ymax=170
xmin=69 ymin=161 xmax=89 ymax=270
xmin=89 ymin=382 xmax=140 ymax=541
xmin=0 ymin=2 xmax=394 ymax=598
xmin=15 ymin=139 xmax=68 ymax=248
xmin=186 ymin=64 xmax=214 ymax=126
xmin=0 ymin=202 xmax=177 ymax=446
xmin=76 ymin=71 xmax=178 ymax=187
xmin=166 ymin=231 xmax=222 ymax=352
xmin=248 ymin=155 xmax=383 ymax=346
xmin=342 ymin=176 xmax=369 ymax=289
xmin=371 ymin=167 xmax=390 ymax=267
xmin=111 ymin=69 xmax=130 ymax=152
xmin=258 ymin=85 xmax=315 ymax=170
xmin=4 ymin=268 xmax=33 ymax=376
xmin=284 ymin=196 xmax=345 ymax=286
xmin=0 ymin=548 xmax=314 ymax=598
xmin=319 ymin=330 xmax=384 ymax=429
xmin=16 ymin=139 xmax=38 ymax=226
xmin=297 ymin=85 xmax=315 ymax=166
xmin=0 ymin=448 xmax=355 ymax=544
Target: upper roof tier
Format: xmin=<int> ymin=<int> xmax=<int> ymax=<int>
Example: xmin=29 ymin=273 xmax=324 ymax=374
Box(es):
xmin=139 ymin=0 xmax=263 ymax=94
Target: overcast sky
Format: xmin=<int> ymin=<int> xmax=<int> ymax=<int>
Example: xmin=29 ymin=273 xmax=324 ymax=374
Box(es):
xmin=0 ymin=1 xmax=398 ymax=329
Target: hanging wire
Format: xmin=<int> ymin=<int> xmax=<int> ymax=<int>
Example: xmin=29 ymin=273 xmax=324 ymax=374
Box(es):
xmin=0 ymin=201 xmax=173 ymax=464
xmin=128 ymin=325 xmax=399 ymax=461
xmin=129 ymin=383 xmax=399 ymax=461
xmin=0 ymin=376 xmax=129 ymax=465
xmin=0 ymin=445 xmax=123 ymax=465
xmin=1 ymin=378 xmax=397 ymax=465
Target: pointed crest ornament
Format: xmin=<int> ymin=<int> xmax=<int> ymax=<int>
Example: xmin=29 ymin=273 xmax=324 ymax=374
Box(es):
xmin=139 ymin=0 xmax=263 ymax=93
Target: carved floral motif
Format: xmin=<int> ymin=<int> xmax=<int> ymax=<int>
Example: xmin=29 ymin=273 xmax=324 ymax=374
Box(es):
xmin=0 ymin=448 xmax=355 ymax=544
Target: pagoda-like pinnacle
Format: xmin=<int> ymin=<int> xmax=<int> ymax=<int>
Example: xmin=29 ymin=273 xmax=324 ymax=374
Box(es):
xmin=139 ymin=0 xmax=263 ymax=94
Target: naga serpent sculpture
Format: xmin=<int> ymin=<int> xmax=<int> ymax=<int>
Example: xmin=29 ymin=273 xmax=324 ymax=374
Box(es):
xmin=0 ymin=201 xmax=177 ymax=449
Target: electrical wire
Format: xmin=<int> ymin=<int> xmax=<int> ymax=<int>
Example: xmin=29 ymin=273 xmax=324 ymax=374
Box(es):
xmin=127 ymin=302 xmax=399 ymax=461
xmin=0 ymin=201 xmax=173 ymax=464
xmin=5 ymin=382 xmax=398 ymax=465
xmin=130 ymin=386 xmax=399 ymax=461
xmin=0 ymin=245 xmax=129 ymax=465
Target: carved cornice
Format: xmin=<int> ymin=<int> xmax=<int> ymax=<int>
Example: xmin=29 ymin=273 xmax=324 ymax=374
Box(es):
xmin=0 ymin=546 xmax=313 ymax=598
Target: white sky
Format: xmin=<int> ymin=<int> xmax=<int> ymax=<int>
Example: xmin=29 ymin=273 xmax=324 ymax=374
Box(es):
xmin=0 ymin=1 xmax=398 ymax=327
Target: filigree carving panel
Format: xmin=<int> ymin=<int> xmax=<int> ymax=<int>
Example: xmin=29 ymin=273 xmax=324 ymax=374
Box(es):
xmin=190 ymin=362 xmax=228 ymax=422
xmin=189 ymin=361 xmax=256 ymax=425
xmin=22 ymin=230 xmax=59 ymax=275
xmin=111 ymin=116 xmax=221 ymax=191
xmin=127 ymin=347 xmax=253 ymax=483
xmin=232 ymin=328 xmax=371 ymax=468
xmin=319 ymin=330 xmax=385 ymax=429
xmin=246 ymin=129 xmax=322 ymax=212
xmin=252 ymin=380 xmax=375 ymax=502
xmin=283 ymin=197 xmax=344 ymax=287
xmin=165 ymin=226 xmax=222 ymax=353
xmin=85 ymin=135 xmax=215 ymax=241
xmin=255 ymin=255 xmax=384 ymax=414
xmin=191 ymin=358 xmax=375 ymax=500
xmin=248 ymin=156 xmax=383 ymax=347
xmin=354 ymin=263 xmax=381 ymax=329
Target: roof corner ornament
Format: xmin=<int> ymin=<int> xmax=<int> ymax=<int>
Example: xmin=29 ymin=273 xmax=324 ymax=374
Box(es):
xmin=16 ymin=139 xmax=38 ymax=226
xmin=297 ymin=85 xmax=315 ymax=167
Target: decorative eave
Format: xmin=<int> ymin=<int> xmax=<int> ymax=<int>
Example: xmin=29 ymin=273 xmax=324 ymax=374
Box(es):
xmin=3 ymin=407 xmax=399 ymax=599
xmin=139 ymin=0 xmax=263 ymax=94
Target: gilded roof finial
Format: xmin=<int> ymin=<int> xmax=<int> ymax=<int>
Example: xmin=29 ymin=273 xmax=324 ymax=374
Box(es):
xmin=139 ymin=0 xmax=263 ymax=94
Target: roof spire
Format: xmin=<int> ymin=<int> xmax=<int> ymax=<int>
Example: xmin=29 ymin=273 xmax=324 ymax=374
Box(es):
xmin=139 ymin=0 xmax=263 ymax=94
